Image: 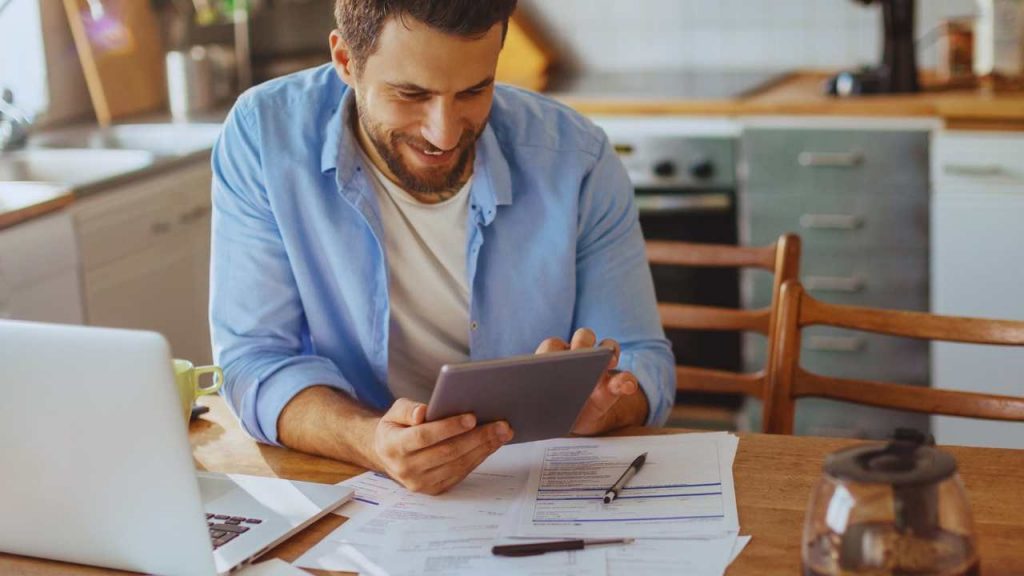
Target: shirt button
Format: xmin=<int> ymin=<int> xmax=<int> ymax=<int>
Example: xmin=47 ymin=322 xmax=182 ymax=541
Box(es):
xmin=470 ymin=321 xmax=479 ymax=331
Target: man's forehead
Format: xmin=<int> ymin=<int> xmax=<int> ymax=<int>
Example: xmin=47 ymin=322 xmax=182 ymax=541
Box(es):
xmin=363 ymin=15 xmax=503 ymax=90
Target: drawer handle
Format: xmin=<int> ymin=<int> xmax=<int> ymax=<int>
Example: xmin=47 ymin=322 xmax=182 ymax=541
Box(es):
xmin=941 ymin=164 xmax=1005 ymax=178
xmin=636 ymin=192 xmax=732 ymax=214
xmin=150 ymin=221 xmax=172 ymax=235
xmin=799 ymin=214 xmax=864 ymax=230
xmin=804 ymin=276 xmax=864 ymax=293
xmin=805 ymin=335 xmax=864 ymax=353
xmin=798 ymin=151 xmax=864 ymax=168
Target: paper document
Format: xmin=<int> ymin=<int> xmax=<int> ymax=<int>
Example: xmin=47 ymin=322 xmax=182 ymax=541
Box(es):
xmin=236 ymin=558 xmax=313 ymax=576
xmin=511 ymin=433 xmax=739 ymax=538
xmin=331 ymin=471 xmax=404 ymax=520
xmin=606 ymin=533 xmax=737 ymax=576
xmin=296 ymin=443 xmax=609 ymax=575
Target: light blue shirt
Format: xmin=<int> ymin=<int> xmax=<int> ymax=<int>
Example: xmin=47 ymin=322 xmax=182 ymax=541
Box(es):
xmin=210 ymin=64 xmax=675 ymax=445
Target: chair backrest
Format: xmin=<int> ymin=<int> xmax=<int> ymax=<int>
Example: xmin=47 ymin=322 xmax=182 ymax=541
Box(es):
xmin=645 ymin=234 xmax=801 ymax=405
xmin=765 ymin=279 xmax=1024 ymax=435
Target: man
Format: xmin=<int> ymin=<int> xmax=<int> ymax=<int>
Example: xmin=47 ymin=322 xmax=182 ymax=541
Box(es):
xmin=210 ymin=0 xmax=674 ymax=495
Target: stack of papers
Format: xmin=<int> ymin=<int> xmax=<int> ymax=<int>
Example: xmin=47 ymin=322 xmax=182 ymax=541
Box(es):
xmin=295 ymin=432 xmax=748 ymax=576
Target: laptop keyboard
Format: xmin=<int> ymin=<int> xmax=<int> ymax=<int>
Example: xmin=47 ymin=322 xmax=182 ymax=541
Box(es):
xmin=206 ymin=513 xmax=263 ymax=549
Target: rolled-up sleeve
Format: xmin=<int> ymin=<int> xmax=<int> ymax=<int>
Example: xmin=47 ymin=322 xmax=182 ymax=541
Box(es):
xmin=573 ymin=133 xmax=676 ymax=426
xmin=210 ymin=97 xmax=355 ymax=445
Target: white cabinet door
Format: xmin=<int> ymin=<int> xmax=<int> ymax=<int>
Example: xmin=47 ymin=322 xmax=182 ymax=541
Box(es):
xmin=84 ymin=236 xmax=205 ymax=362
xmin=0 ymin=212 xmax=83 ymax=324
xmin=75 ymin=160 xmax=214 ymax=365
xmin=931 ymin=131 xmax=1024 ymax=449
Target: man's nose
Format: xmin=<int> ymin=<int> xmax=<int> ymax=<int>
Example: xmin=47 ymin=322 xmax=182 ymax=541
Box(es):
xmin=420 ymin=98 xmax=461 ymax=152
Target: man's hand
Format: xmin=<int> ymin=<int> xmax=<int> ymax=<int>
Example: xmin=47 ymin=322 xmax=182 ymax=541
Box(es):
xmin=372 ymin=399 xmax=514 ymax=495
xmin=535 ymin=328 xmax=650 ymax=435
xmin=277 ymin=386 xmax=512 ymax=496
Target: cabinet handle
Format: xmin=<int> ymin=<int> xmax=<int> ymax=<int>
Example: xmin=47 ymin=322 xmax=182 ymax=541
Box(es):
xmin=941 ymin=163 xmax=1005 ymax=178
xmin=150 ymin=221 xmax=172 ymax=235
xmin=805 ymin=335 xmax=865 ymax=353
xmin=635 ymin=192 xmax=732 ymax=215
xmin=798 ymin=151 xmax=864 ymax=168
xmin=804 ymin=275 xmax=865 ymax=293
xmin=799 ymin=214 xmax=864 ymax=230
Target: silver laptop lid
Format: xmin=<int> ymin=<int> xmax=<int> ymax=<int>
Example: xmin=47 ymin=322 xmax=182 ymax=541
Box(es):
xmin=0 ymin=320 xmax=217 ymax=575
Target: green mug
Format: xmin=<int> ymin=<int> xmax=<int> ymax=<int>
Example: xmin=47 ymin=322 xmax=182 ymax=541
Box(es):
xmin=173 ymin=359 xmax=223 ymax=421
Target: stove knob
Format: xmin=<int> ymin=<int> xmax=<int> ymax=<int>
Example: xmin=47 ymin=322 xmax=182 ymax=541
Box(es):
xmin=689 ymin=159 xmax=715 ymax=180
xmin=653 ymin=161 xmax=676 ymax=178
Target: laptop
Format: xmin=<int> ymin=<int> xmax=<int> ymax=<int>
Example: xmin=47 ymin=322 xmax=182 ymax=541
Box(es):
xmin=0 ymin=320 xmax=353 ymax=575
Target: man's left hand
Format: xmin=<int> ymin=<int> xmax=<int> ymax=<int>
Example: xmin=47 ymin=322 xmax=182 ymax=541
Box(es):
xmin=534 ymin=328 xmax=649 ymax=435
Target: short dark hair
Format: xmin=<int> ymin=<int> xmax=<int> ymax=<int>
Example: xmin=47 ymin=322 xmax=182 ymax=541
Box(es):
xmin=334 ymin=0 xmax=518 ymax=74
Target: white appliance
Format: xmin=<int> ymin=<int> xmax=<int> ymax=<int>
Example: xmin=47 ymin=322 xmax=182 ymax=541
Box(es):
xmin=930 ymin=131 xmax=1024 ymax=449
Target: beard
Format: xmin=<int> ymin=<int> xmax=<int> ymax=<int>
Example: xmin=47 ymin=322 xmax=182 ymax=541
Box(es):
xmin=355 ymin=94 xmax=485 ymax=198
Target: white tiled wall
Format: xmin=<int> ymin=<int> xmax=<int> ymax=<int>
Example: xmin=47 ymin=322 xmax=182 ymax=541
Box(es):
xmin=522 ymin=0 xmax=978 ymax=72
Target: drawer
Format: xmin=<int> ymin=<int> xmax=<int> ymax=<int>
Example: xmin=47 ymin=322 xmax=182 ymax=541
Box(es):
xmin=741 ymin=190 xmax=928 ymax=250
xmin=0 ymin=212 xmax=78 ymax=289
xmin=932 ymin=131 xmax=1024 ymax=187
xmin=745 ymin=327 xmax=929 ymax=384
xmin=742 ymin=396 xmax=929 ymax=439
xmin=74 ymin=174 xmax=188 ymax=270
xmin=743 ymin=128 xmax=929 ymax=195
xmin=742 ymin=250 xmax=928 ymax=311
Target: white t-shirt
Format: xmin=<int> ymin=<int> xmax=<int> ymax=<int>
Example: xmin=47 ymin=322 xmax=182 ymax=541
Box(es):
xmin=359 ymin=151 xmax=472 ymax=403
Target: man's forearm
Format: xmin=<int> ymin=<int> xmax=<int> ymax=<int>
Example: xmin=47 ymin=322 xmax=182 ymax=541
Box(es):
xmin=277 ymin=385 xmax=383 ymax=470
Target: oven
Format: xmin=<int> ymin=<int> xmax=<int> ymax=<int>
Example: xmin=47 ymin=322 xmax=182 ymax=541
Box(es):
xmin=592 ymin=117 xmax=742 ymax=408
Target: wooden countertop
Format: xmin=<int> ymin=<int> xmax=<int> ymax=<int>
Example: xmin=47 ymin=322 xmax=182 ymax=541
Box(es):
xmin=3 ymin=395 xmax=1022 ymax=575
xmin=0 ymin=183 xmax=74 ymax=231
xmin=554 ymin=72 xmax=1024 ymax=130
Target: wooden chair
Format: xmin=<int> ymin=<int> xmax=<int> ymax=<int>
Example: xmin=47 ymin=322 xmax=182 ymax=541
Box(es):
xmin=645 ymin=234 xmax=801 ymax=421
xmin=765 ymin=279 xmax=1024 ymax=435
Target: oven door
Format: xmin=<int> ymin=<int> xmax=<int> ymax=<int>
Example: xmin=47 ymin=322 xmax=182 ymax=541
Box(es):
xmin=637 ymin=188 xmax=741 ymax=407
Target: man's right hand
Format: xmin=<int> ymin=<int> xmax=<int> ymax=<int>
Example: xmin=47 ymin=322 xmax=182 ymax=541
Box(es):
xmin=372 ymin=398 xmax=514 ymax=495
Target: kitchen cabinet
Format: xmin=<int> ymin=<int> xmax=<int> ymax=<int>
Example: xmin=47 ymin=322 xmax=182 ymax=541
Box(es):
xmin=0 ymin=211 xmax=84 ymax=324
xmin=738 ymin=117 xmax=936 ymax=438
xmin=931 ymin=131 xmax=1024 ymax=449
xmin=73 ymin=161 xmax=213 ymax=365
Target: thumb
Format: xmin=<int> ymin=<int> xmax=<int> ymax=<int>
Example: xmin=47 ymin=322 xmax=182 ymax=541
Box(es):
xmin=383 ymin=398 xmax=426 ymax=427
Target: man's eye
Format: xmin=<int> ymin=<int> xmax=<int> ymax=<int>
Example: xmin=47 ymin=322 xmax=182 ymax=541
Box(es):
xmin=398 ymin=91 xmax=428 ymax=101
xmin=458 ymin=89 xmax=486 ymax=99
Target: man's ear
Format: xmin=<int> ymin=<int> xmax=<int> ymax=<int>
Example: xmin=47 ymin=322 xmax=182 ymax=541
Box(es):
xmin=329 ymin=30 xmax=357 ymax=85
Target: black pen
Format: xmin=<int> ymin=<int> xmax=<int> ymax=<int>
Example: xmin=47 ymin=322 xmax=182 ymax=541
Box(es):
xmin=492 ymin=538 xmax=635 ymax=557
xmin=602 ymin=452 xmax=647 ymax=504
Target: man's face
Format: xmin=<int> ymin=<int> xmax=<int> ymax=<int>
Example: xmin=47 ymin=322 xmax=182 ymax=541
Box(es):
xmin=331 ymin=17 xmax=503 ymax=198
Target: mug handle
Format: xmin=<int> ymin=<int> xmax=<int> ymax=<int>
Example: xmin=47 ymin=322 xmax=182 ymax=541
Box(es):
xmin=192 ymin=365 xmax=224 ymax=395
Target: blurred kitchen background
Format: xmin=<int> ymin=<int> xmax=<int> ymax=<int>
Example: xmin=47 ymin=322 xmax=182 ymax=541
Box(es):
xmin=2 ymin=0 xmax=1023 ymax=448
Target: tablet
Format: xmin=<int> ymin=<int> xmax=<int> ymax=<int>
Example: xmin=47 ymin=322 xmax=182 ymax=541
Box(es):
xmin=425 ymin=348 xmax=613 ymax=444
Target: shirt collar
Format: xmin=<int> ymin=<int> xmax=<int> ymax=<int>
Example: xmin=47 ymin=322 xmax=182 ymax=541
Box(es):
xmin=321 ymin=86 xmax=513 ymax=220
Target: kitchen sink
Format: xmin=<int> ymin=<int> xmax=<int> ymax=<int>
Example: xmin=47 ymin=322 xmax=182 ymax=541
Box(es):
xmin=31 ymin=123 xmax=223 ymax=157
xmin=0 ymin=149 xmax=155 ymax=186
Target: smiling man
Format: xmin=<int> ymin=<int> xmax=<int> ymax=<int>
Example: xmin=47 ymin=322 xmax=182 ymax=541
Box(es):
xmin=210 ymin=0 xmax=674 ymax=495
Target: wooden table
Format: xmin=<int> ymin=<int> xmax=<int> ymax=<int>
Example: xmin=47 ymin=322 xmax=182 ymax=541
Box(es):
xmin=3 ymin=396 xmax=1023 ymax=575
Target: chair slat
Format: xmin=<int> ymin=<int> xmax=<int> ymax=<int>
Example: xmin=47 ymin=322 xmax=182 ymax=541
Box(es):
xmin=794 ymin=369 xmax=1024 ymax=422
xmin=646 ymin=240 xmax=776 ymax=270
xmin=677 ymin=366 xmax=765 ymax=398
xmin=659 ymin=303 xmax=770 ymax=334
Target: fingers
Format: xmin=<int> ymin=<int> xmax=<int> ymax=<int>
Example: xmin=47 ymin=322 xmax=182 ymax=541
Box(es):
xmin=395 ymin=412 xmax=477 ymax=453
xmin=572 ymin=369 xmax=640 ymax=436
xmin=418 ymin=436 xmax=505 ymax=495
xmin=406 ymin=421 xmax=512 ymax=482
xmin=535 ymin=337 xmax=569 ymax=354
xmin=570 ymin=328 xmax=597 ymax=349
xmin=598 ymin=337 xmax=621 ymax=369
xmin=382 ymin=398 xmax=426 ymax=427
